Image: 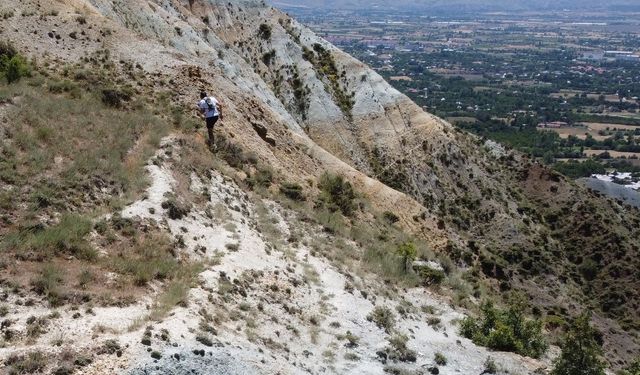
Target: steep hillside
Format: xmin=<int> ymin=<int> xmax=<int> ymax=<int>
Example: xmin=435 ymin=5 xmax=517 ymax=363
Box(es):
xmin=194 ymin=0 xmax=640 ymax=366
xmin=0 ymin=0 xmax=638 ymax=373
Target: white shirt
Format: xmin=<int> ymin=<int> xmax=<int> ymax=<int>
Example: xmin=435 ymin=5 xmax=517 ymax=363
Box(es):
xmin=198 ymin=96 xmax=220 ymax=118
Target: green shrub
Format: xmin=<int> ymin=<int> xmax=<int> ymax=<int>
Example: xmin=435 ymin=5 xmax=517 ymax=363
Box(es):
xmin=150 ymin=351 xmax=162 ymax=359
xmin=100 ymin=339 xmax=121 ymax=355
xmin=383 ymin=211 xmax=399 ymax=224
xmin=460 ymin=298 xmax=547 ymax=358
xmin=303 ymin=43 xmax=354 ymax=118
xmin=280 ymin=182 xmax=304 ymax=201
xmin=385 ymin=334 xmax=417 ymax=362
xmin=161 ymin=196 xmax=191 ymax=220
xmin=0 ymin=40 xmax=17 ymax=57
xmin=317 ymin=173 xmax=356 ymax=215
xmin=112 ymin=234 xmax=179 ymax=286
xmin=196 ymin=334 xmax=213 ymax=346
xmin=0 ymin=41 xmax=30 ymax=84
xmin=367 ymin=306 xmax=395 ymax=333
xmin=31 ymin=263 xmax=64 ymax=306
xmin=258 ymin=23 xmax=272 ymax=40
xmin=484 ymin=357 xmax=498 ymax=374
xmin=485 ymin=320 xmax=519 ymax=352
xmin=396 ymin=242 xmax=417 ymax=273
xmin=415 ymin=265 xmax=445 ymax=285
xmin=262 ymin=50 xmax=276 ymax=65
xmin=5 ymin=351 xmax=47 ymax=374
xmin=4 ymin=55 xmax=30 ymax=83
xmin=434 ymin=352 xmax=447 ymax=366
xmin=551 ymin=313 xmax=605 ymax=375
xmin=248 ymin=166 xmax=273 ymax=189
xmin=2 ymin=214 xmax=96 ymax=261
xmin=290 ymin=68 xmax=310 ymax=120
xmin=101 ymin=87 xmax=131 ymax=107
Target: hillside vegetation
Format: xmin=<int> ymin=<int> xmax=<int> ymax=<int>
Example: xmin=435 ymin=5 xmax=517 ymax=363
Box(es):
xmin=0 ymin=0 xmax=638 ymax=373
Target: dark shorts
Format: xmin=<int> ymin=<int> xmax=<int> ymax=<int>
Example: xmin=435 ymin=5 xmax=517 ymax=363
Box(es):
xmin=205 ymin=116 xmax=219 ymax=129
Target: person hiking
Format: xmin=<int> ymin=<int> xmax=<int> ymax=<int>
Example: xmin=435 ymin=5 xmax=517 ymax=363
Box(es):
xmin=197 ymin=91 xmax=223 ymax=149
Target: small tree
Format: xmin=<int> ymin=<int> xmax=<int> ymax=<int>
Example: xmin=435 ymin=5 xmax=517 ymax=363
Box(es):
xmin=0 ymin=41 xmax=29 ymax=84
xmin=317 ymin=173 xmax=356 ymax=216
xmin=551 ymin=313 xmax=605 ymax=375
xmin=397 ymin=242 xmax=417 ymax=273
xmin=258 ymin=23 xmax=272 ymax=40
xmin=460 ymin=296 xmax=547 ymax=358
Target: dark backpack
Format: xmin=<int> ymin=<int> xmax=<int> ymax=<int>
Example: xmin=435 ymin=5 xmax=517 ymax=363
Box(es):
xmin=205 ymin=97 xmax=216 ymax=110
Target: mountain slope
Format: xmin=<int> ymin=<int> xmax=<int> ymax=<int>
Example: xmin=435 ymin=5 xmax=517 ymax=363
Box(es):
xmin=0 ymin=0 xmax=638 ymax=373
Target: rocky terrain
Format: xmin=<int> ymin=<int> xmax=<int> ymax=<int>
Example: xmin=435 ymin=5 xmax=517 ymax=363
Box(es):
xmin=0 ymin=0 xmax=638 ymax=374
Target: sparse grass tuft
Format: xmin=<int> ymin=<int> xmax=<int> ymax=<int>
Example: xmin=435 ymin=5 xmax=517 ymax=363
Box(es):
xmin=26 ymin=316 xmax=49 ymax=341
xmin=31 ymin=263 xmax=64 ymax=306
xmin=161 ymin=195 xmax=191 ymax=220
xmin=247 ymin=165 xmax=274 ymax=189
xmin=2 ymin=214 xmax=96 ymax=261
xmin=148 ymin=279 xmax=191 ymax=320
xmin=196 ymin=334 xmax=213 ymax=347
xmin=434 ymin=352 xmax=447 ymax=366
xmin=5 ymin=351 xmax=47 ymax=374
xmin=111 ymin=233 xmax=179 ymax=286
xmin=483 ymin=357 xmax=498 ymax=374
xmin=338 ymin=330 xmax=359 ymax=348
xmin=77 ymin=269 xmax=94 ymax=289
xmin=280 ymin=182 xmax=305 ymax=201
xmin=385 ymin=334 xmax=417 ymax=363
xmin=367 ymin=306 xmax=395 ymax=333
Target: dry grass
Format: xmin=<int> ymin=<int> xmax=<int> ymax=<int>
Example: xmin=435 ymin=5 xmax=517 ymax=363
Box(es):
xmin=2 ymin=214 xmax=95 ymax=261
xmin=110 ymin=233 xmax=180 ymax=286
xmin=129 ymin=262 xmax=203 ymax=330
xmin=0 ymin=77 xmax=168 ymax=212
xmin=0 ymin=68 xmax=199 ymax=314
xmin=254 ymin=201 xmax=285 ymax=250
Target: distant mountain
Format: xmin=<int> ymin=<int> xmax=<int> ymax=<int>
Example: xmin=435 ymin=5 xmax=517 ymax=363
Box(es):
xmin=270 ymin=0 xmax=640 ymax=13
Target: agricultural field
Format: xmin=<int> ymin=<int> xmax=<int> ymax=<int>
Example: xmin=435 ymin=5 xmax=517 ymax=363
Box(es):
xmin=290 ymin=7 xmax=640 ymax=177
